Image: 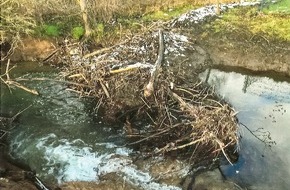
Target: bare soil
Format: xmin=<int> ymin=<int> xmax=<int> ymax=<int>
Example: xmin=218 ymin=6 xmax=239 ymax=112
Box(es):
xmin=192 ymin=22 xmax=290 ymax=76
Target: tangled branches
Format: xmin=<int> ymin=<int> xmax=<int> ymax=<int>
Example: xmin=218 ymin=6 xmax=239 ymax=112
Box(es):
xmin=60 ymin=29 xmax=239 ymax=164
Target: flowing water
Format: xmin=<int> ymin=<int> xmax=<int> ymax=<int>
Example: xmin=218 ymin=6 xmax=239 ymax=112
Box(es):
xmin=0 ymin=62 xmax=187 ymax=189
xmin=199 ymin=68 xmax=290 ymax=190
xmin=2 ymin=62 xmax=290 ymax=190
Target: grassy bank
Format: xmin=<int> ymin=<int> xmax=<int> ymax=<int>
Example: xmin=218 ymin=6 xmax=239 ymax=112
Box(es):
xmin=2 ymin=0 xmax=289 ymax=54
xmin=205 ymin=0 xmax=290 ymax=42
xmin=0 ymin=0 xmax=238 ymax=43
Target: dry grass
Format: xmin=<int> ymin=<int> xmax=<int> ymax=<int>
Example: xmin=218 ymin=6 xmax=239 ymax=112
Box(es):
xmin=1 ymin=0 xmax=244 ymax=43
xmin=0 ymin=0 xmax=35 ymax=40
xmin=2 ymin=0 xmax=241 ymax=23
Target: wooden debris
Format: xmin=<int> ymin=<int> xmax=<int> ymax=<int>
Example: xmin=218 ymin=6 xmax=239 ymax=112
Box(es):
xmin=0 ymin=59 xmax=39 ymax=95
xmin=144 ymin=29 xmax=165 ymax=98
xmin=60 ymin=29 xmax=239 ymax=164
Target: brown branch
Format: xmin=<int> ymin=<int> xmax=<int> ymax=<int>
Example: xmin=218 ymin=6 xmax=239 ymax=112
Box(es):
xmin=1 ymin=59 xmax=39 ymax=95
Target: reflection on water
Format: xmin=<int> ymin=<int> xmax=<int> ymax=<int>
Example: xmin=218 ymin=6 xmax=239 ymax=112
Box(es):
xmin=199 ymin=69 xmax=290 ymax=190
xmin=1 ymin=62 xmax=185 ymax=189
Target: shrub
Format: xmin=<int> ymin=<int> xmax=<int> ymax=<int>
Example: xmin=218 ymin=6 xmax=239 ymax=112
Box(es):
xmin=42 ymin=24 xmax=61 ymax=37
xmin=71 ymin=26 xmax=85 ymax=40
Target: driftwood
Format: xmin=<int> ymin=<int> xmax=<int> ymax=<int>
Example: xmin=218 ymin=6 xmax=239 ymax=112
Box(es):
xmin=144 ymin=29 xmax=165 ymax=97
xmin=25 ymin=171 xmax=51 ymax=190
xmin=0 ymin=59 xmax=39 ymax=95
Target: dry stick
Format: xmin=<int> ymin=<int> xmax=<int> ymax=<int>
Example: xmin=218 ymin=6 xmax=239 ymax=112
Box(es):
xmin=15 ymin=77 xmax=94 ymax=88
xmin=6 ymin=81 xmax=39 ymax=95
xmin=144 ymin=29 xmax=165 ymax=97
xmin=99 ymin=80 xmax=110 ymax=99
xmin=5 ymin=59 xmax=11 ymax=80
xmin=42 ymin=48 xmax=59 ymax=63
xmin=0 ymin=105 xmax=32 ymax=131
xmin=12 ymin=105 xmax=32 ymax=119
xmin=110 ymin=63 xmax=153 ymax=74
xmin=214 ymin=138 xmax=233 ymax=166
xmin=1 ymin=59 xmax=39 ymax=95
xmin=84 ymin=39 xmax=130 ymax=59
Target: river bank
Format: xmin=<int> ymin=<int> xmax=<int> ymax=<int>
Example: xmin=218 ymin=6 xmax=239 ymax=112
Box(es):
xmin=1 ymin=1 xmax=290 ymax=190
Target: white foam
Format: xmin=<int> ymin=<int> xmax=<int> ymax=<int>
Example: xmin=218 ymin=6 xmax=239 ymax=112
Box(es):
xmin=172 ymin=1 xmax=261 ymax=25
xmin=33 ymin=134 xmax=185 ymax=189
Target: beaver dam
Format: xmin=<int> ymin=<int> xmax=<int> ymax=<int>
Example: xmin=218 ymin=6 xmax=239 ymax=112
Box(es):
xmin=55 ymin=27 xmax=239 ymax=165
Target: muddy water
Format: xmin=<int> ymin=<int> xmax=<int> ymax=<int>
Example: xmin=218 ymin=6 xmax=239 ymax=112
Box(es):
xmin=0 ymin=62 xmax=187 ymax=189
xmin=199 ymin=68 xmax=290 ymax=190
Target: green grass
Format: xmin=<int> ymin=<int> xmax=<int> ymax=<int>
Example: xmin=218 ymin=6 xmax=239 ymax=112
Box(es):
xmin=142 ymin=4 xmax=197 ymax=21
xmin=263 ymin=0 xmax=290 ymax=14
xmin=208 ymin=6 xmax=290 ymax=42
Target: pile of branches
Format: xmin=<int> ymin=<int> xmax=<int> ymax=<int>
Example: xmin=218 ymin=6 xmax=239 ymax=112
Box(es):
xmin=59 ymin=29 xmax=239 ymax=163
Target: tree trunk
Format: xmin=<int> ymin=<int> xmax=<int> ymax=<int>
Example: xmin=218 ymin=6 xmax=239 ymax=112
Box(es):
xmin=78 ymin=0 xmax=92 ymax=37
xmin=216 ymin=0 xmax=220 ymax=15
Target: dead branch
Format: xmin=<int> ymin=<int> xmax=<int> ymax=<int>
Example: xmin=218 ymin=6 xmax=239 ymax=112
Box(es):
xmin=84 ymin=39 xmax=130 ymax=58
xmin=144 ymin=29 xmax=165 ymax=97
xmin=110 ymin=63 xmax=153 ymax=74
xmin=60 ymin=29 xmax=239 ymax=165
xmin=0 ymin=59 xmax=39 ymax=95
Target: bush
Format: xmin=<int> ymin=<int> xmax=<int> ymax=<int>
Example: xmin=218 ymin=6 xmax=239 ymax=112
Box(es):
xmin=71 ymin=26 xmax=85 ymax=40
xmin=42 ymin=24 xmax=61 ymax=37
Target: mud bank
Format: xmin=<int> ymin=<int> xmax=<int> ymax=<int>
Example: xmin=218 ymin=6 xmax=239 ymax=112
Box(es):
xmin=196 ymin=30 xmax=290 ymax=76
xmin=1 ymin=37 xmax=56 ymax=62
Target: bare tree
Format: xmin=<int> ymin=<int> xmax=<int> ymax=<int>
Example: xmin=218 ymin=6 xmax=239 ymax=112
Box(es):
xmin=77 ymin=0 xmax=92 ymax=37
xmin=216 ymin=0 xmax=221 ymax=15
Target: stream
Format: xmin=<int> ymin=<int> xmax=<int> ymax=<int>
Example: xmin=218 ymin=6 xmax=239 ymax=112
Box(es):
xmin=0 ymin=62 xmax=187 ymax=189
xmin=1 ymin=62 xmax=290 ymax=190
xmin=199 ymin=68 xmax=290 ymax=190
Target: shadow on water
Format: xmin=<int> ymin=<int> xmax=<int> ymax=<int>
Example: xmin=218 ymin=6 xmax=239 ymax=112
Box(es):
xmin=199 ymin=67 xmax=290 ymax=190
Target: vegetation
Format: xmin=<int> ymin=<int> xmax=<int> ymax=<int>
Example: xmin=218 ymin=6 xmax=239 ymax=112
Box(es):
xmin=1 ymin=0 xmax=288 ymax=62
xmin=71 ymin=26 xmax=85 ymax=40
xmin=0 ymin=0 xmax=35 ymax=42
xmin=1 ymin=0 xmax=237 ymax=43
xmin=206 ymin=4 xmax=290 ymax=42
xmin=262 ymin=0 xmax=290 ymax=14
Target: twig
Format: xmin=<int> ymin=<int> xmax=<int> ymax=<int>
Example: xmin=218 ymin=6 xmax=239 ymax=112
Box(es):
xmin=6 ymin=80 xmax=39 ymax=95
xmin=214 ymin=138 xmax=233 ymax=166
xmin=99 ymin=80 xmax=110 ymax=99
xmin=1 ymin=60 xmax=39 ymax=95
xmin=110 ymin=62 xmax=153 ymax=74
xmin=84 ymin=39 xmax=129 ymax=58
xmin=10 ymin=105 xmax=32 ymax=122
